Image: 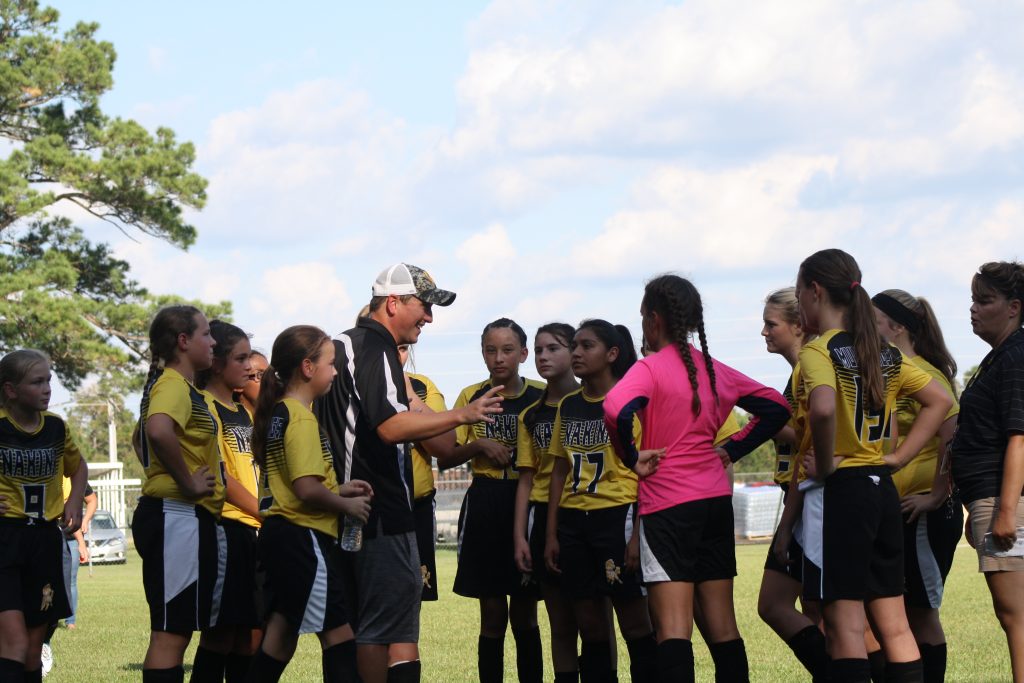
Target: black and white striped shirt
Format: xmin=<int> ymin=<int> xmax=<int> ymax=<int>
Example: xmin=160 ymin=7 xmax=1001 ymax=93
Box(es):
xmin=314 ymin=317 xmax=414 ymax=539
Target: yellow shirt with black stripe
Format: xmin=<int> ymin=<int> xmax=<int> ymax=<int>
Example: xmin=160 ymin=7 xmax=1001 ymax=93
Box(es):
xmin=409 ymin=373 xmax=446 ymax=500
xmin=891 ymin=356 xmax=960 ymax=497
xmin=205 ymin=393 xmax=260 ymax=528
xmin=0 ymin=409 xmax=83 ymax=521
xmin=260 ymin=398 xmax=339 ymax=538
xmin=799 ymin=329 xmax=933 ymax=469
xmin=517 ymin=398 xmax=559 ymax=504
xmin=455 ymin=378 xmax=545 ymax=480
xmin=140 ymin=367 xmax=225 ymax=516
xmin=551 ymin=389 xmax=639 ymax=510
xmin=772 ymin=365 xmax=803 ymax=486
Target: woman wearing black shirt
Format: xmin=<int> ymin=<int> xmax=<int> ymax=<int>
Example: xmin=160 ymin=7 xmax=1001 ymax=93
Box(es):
xmin=950 ymin=260 xmax=1024 ymax=682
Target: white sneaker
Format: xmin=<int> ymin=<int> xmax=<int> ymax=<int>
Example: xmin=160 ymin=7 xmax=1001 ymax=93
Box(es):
xmin=41 ymin=642 xmax=53 ymax=677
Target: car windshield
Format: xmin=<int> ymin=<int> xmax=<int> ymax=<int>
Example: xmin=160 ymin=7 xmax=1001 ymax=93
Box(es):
xmin=92 ymin=513 xmax=117 ymax=530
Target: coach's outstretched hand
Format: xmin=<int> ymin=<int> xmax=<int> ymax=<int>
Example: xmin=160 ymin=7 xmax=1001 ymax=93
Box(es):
xmin=184 ymin=465 xmax=217 ymax=499
xmin=459 ymin=385 xmax=504 ymax=424
xmin=340 ymin=480 xmax=374 ymax=499
xmin=632 ymin=448 xmax=664 ymax=478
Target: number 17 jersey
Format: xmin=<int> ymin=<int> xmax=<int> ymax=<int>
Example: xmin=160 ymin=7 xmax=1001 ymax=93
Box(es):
xmin=551 ymin=389 xmax=639 ymax=511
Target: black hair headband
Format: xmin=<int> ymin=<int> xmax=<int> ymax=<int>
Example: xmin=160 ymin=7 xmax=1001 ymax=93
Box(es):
xmin=871 ymin=293 xmax=920 ymax=334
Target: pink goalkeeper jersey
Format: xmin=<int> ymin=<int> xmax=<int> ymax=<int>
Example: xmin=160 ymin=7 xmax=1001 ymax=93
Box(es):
xmin=604 ymin=344 xmax=789 ymax=515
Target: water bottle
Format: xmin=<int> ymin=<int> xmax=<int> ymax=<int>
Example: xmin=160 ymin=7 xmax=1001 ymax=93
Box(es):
xmin=340 ymin=515 xmax=363 ymax=552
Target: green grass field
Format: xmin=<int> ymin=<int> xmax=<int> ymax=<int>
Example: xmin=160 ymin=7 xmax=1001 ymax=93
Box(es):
xmin=43 ymin=545 xmax=1007 ymax=681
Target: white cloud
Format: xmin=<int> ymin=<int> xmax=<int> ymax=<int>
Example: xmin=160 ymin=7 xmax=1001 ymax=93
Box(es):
xmin=197 ymin=79 xmax=426 ymax=245
xmin=572 ymin=155 xmax=856 ymax=275
xmin=249 ymin=261 xmax=353 ymax=345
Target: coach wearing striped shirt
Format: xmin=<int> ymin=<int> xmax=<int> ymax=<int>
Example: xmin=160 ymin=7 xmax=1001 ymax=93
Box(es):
xmin=315 ymin=263 xmax=504 ymax=683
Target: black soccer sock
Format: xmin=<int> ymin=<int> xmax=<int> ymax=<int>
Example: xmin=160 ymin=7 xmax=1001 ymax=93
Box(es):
xmin=868 ymin=649 xmax=886 ymax=683
xmin=579 ymin=640 xmax=614 ymax=683
xmin=656 ymin=639 xmax=694 ymax=683
xmin=43 ymin=621 xmax=58 ymax=646
xmin=387 ymin=660 xmax=421 ymax=683
xmin=885 ymin=659 xmax=923 ymax=683
xmin=189 ymin=646 xmax=226 ymax=683
xmin=322 ymin=641 xmax=358 ymax=682
xmin=919 ymin=643 xmax=946 ymax=683
xmin=224 ymin=652 xmax=253 ymax=683
xmin=785 ymin=625 xmax=830 ymax=681
xmin=0 ymin=658 xmax=23 ymax=683
xmin=479 ymin=635 xmax=505 ymax=683
xmin=513 ymin=626 xmax=544 ymax=683
xmin=247 ymin=649 xmax=288 ymax=683
xmin=554 ymin=672 xmax=580 ymax=683
xmin=22 ymin=670 xmax=40 ymax=683
xmin=625 ymin=632 xmax=657 ymax=683
xmin=831 ymin=658 xmax=872 ymax=683
xmin=142 ymin=666 xmax=186 ymax=683
xmin=708 ymin=638 xmax=749 ymax=683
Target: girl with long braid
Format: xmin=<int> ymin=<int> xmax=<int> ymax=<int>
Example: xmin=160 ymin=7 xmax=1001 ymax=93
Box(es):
xmin=794 ymin=250 xmax=951 ymax=683
xmin=133 ymin=306 xmax=223 ymax=683
xmin=872 ymin=289 xmax=961 ymax=682
xmin=604 ymin=274 xmax=790 ymax=682
xmin=543 ymin=320 xmax=657 ymax=683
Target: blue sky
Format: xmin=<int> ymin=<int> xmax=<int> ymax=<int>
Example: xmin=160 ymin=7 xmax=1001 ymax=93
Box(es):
xmin=47 ymin=0 xmax=1024 ymax=406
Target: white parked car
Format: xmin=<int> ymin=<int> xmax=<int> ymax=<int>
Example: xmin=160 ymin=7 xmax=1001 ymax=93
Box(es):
xmin=85 ymin=511 xmax=127 ymax=564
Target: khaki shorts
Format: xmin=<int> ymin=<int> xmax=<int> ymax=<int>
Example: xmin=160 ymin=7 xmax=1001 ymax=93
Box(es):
xmin=966 ymin=496 xmax=1024 ymax=572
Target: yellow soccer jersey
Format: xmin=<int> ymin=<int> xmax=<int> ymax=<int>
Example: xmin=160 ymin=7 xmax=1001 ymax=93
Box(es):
xmin=140 ymin=367 xmax=225 ymax=516
xmin=716 ymin=411 xmax=742 ymax=444
xmin=772 ymin=365 xmax=802 ymax=486
xmin=0 ymin=409 xmax=83 ymax=521
xmin=891 ymin=356 xmax=960 ymax=497
xmin=205 ymin=393 xmax=260 ymax=528
xmin=409 ymin=373 xmax=446 ymax=499
xmin=799 ymin=329 xmax=933 ymax=469
xmin=551 ymin=389 xmax=639 ymax=511
xmin=517 ymin=398 xmax=559 ymax=504
xmin=260 ymin=398 xmax=339 ymax=538
xmin=455 ymin=378 xmax=545 ymax=480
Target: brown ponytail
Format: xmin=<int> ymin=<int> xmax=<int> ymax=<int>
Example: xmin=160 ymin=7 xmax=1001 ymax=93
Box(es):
xmin=799 ymin=249 xmax=884 ymax=410
xmin=140 ymin=305 xmax=202 ymax=415
xmin=875 ymin=289 xmax=956 ymax=386
xmin=252 ymin=325 xmax=330 ymax=469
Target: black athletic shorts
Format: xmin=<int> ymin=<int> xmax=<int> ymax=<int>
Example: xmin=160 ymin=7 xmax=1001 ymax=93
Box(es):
xmin=258 ymin=515 xmax=349 ymax=635
xmin=133 ymin=496 xmax=223 ymax=632
xmin=527 ymin=501 xmax=558 ymax=586
xmin=557 ymin=503 xmax=643 ymax=600
xmin=414 ymin=492 xmax=438 ymax=602
xmin=638 ymin=495 xmax=736 ymax=584
xmin=903 ymin=495 xmax=963 ymax=609
xmin=0 ymin=517 xmax=71 ymax=626
xmin=217 ymin=518 xmax=260 ymax=628
xmin=802 ymin=466 xmax=904 ymax=602
xmin=454 ymin=477 xmax=537 ymax=598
